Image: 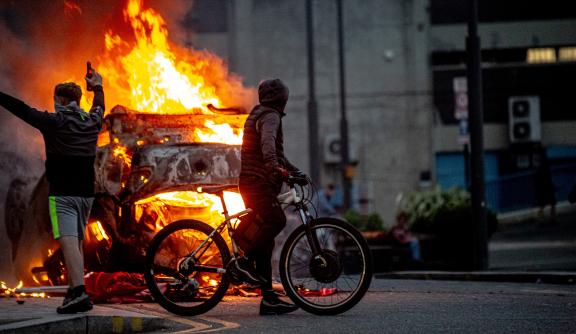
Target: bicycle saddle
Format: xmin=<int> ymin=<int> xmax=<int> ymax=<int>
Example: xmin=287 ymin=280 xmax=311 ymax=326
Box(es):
xmin=198 ymin=184 xmax=238 ymax=194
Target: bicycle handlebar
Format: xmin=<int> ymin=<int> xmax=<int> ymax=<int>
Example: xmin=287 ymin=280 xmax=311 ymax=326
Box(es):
xmin=286 ymin=175 xmax=310 ymax=187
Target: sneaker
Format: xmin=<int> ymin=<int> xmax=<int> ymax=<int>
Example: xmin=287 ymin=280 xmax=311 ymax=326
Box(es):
xmin=227 ymin=257 xmax=267 ymax=286
xmin=259 ymin=295 xmax=299 ymax=315
xmin=57 ymin=292 xmax=93 ymax=314
xmin=62 ymin=288 xmax=74 ymax=306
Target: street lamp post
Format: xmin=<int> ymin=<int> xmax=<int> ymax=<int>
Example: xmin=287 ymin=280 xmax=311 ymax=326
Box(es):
xmin=336 ymin=0 xmax=351 ymax=210
xmin=466 ymin=0 xmax=488 ymax=270
xmin=306 ymin=0 xmax=321 ymax=185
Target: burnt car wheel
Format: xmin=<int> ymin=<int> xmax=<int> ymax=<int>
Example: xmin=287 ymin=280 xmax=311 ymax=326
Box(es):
xmin=144 ymin=219 xmax=230 ymax=316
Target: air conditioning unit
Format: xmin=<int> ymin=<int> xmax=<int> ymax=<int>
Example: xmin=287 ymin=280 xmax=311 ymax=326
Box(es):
xmin=323 ymin=134 xmax=357 ymax=164
xmin=508 ymin=96 xmax=541 ymax=143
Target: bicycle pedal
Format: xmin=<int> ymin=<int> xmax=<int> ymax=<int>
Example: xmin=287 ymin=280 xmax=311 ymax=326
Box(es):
xmin=225 ymin=260 xmax=244 ymax=286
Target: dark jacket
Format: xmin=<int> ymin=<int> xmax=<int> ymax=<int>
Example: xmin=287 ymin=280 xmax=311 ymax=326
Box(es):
xmin=240 ymin=79 xmax=297 ymax=193
xmin=0 ymin=87 xmax=105 ymax=196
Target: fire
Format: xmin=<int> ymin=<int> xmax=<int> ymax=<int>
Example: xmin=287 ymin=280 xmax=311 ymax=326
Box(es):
xmin=195 ymin=121 xmax=243 ymax=145
xmin=96 ymin=0 xmax=252 ymax=118
xmin=88 ymin=0 xmax=251 ymax=145
xmin=112 ymin=145 xmax=132 ymax=166
xmin=88 ymin=221 xmax=110 ymax=242
xmin=0 ymin=281 xmax=47 ymax=299
xmin=134 ymin=190 xmax=245 ymax=232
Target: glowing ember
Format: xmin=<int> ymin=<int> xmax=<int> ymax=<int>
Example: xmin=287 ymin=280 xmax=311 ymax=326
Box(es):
xmin=112 ymin=145 xmax=132 ymax=166
xmin=0 ymin=281 xmax=48 ymax=299
xmin=88 ymin=221 xmax=110 ymax=242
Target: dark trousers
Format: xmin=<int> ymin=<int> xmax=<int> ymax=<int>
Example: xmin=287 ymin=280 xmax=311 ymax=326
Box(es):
xmin=239 ymin=181 xmax=286 ymax=294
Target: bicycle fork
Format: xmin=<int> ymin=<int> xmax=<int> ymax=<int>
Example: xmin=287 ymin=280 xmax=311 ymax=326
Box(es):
xmin=297 ymin=206 xmax=323 ymax=256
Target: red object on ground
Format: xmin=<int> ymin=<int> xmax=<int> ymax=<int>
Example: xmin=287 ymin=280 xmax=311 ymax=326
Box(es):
xmin=84 ymin=272 xmax=151 ymax=304
xmin=300 ymin=287 xmax=338 ymax=297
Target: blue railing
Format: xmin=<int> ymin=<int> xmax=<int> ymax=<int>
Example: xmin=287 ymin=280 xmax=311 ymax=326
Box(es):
xmin=485 ymin=163 xmax=576 ymax=212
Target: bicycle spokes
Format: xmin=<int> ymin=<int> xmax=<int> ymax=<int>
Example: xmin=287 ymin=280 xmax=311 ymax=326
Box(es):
xmin=286 ymin=224 xmax=367 ymax=308
xmin=150 ymin=227 xmax=226 ymax=305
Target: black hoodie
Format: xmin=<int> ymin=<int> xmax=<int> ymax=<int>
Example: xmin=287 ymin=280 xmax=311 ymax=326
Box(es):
xmin=240 ymin=79 xmax=297 ymax=192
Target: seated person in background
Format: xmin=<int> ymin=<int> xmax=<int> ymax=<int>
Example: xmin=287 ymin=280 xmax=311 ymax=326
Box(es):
xmin=389 ymin=212 xmax=421 ymax=262
xmin=316 ymin=184 xmax=337 ymax=217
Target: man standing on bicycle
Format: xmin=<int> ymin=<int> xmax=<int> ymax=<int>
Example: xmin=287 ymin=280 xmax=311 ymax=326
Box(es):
xmin=234 ymin=78 xmax=305 ymax=315
xmin=0 ymin=70 xmax=104 ymax=314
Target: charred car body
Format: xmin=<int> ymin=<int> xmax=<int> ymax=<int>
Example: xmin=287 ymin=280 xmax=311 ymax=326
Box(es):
xmin=7 ymin=105 xmax=246 ymax=285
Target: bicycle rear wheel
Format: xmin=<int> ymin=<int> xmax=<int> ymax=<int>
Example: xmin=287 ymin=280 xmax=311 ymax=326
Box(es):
xmin=279 ymin=217 xmax=373 ymax=315
xmin=144 ymin=220 xmax=231 ymax=316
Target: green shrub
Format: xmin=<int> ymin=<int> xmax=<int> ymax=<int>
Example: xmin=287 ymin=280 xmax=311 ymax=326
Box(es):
xmin=344 ymin=210 xmax=385 ymax=232
xmin=397 ymin=186 xmax=497 ymax=235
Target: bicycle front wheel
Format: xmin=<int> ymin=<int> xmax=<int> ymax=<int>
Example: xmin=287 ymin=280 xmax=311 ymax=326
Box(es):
xmin=144 ymin=220 xmax=231 ymax=316
xmin=279 ymin=217 xmax=373 ymax=315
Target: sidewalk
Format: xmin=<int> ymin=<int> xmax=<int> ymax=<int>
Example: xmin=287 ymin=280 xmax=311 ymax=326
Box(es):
xmin=0 ymin=297 xmax=184 ymax=334
xmin=378 ymin=203 xmax=576 ymax=285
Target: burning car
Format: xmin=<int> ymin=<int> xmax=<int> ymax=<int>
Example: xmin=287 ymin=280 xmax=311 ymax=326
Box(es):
xmin=7 ymin=104 xmax=247 ymax=286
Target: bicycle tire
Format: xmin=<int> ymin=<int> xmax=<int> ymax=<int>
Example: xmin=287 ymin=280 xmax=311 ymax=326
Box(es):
xmin=144 ymin=219 xmax=231 ymax=316
xmin=279 ymin=217 xmax=373 ymax=315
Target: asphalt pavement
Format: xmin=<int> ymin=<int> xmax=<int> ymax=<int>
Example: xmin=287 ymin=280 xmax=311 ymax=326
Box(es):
xmin=2 ymin=279 xmax=574 ymax=333
xmin=1 ymin=206 xmax=574 ymax=333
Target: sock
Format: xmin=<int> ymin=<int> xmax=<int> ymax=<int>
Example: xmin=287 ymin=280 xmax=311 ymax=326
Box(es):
xmin=71 ymin=285 xmax=86 ymax=297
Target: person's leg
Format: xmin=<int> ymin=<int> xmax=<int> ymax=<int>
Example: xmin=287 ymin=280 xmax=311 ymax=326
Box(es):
xmin=409 ymin=239 xmax=421 ymax=261
xmin=49 ymin=196 xmax=92 ymax=314
xmin=251 ymin=239 xmax=275 ymax=294
xmin=58 ymin=236 xmax=85 ymax=287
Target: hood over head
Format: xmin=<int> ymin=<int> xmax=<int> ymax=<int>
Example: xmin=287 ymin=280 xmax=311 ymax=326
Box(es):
xmin=258 ymin=79 xmax=289 ymax=114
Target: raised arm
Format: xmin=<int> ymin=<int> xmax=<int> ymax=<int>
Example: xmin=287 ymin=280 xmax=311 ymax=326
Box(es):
xmin=86 ymin=70 xmax=105 ymax=119
xmin=0 ymin=91 xmax=56 ymax=131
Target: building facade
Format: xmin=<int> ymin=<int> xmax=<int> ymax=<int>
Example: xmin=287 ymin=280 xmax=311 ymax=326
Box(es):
xmin=188 ymin=0 xmax=576 ymax=221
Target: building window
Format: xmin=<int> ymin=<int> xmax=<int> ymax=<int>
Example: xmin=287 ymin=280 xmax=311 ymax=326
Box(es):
xmin=559 ymin=47 xmax=576 ymax=62
xmin=527 ymin=48 xmax=556 ymax=64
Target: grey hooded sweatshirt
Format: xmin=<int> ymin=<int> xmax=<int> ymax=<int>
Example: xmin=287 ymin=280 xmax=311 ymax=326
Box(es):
xmin=0 ymin=87 xmax=105 ymax=196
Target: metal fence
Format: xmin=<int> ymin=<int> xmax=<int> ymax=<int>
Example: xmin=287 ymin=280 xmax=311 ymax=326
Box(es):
xmin=485 ymin=163 xmax=576 ymax=213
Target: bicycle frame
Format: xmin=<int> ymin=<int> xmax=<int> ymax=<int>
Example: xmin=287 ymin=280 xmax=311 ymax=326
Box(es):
xmin=183 ymin=183 xmax=321 ymax=274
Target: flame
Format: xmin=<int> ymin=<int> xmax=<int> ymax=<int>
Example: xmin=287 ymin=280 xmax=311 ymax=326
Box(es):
xmin=113 ymin=145 xmax=132 ymax=166
xmin=93 ymin=0 xmax=251 ymax=145
xmin=134 ymin=190 xmax=245 ymax=233
xmin=0 ymin=281 xmax=46 ymax=299
xmin=195 ymin=121 xmax=243 ymax=145
xmin=96 ymin=0 xmax=251 ymax=117
xmin=88 ymin=221 xmax=110 ymax=242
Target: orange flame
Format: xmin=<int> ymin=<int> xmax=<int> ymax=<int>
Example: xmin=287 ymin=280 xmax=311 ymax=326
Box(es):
xmin=112 ymin=145 xmax=132 ymax=166
xmin=96 ymin=0 xmax=252 ymax=119
xmin=134 ymin=190 xmax=245 ymax=232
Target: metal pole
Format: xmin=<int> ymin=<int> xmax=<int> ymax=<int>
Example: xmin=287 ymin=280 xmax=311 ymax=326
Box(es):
xmin=336 ymin=0 xmax=351 ymax=210
xmin=466 ymin=0 xmax=488 ymax=270
xmin=464 ymin=144 xmax=470 ymax=189
xmin=306 ymin=0 xmax=320 ymax=185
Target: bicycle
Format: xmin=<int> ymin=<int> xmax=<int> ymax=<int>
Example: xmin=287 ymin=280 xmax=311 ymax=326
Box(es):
xmin=144 ymin=176 xmax=373 ymax=316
